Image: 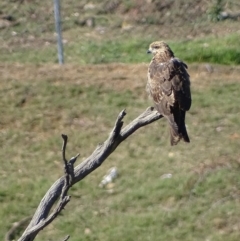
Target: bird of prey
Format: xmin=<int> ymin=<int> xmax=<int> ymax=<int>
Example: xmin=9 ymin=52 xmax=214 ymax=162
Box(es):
xmin=146 ymin=41 xmax=191 ymax=145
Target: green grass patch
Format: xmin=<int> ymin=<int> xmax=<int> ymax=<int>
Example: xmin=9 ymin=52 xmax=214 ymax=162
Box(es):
xmin=172 ymin=33 xmax=240 ymax=65
xmin=1 ymin=34 xmax=239 ymax=65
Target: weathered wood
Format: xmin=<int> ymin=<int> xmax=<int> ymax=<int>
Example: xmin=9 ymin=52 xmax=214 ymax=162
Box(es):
xmin=18 ymin=107 xmax=163 ymax=241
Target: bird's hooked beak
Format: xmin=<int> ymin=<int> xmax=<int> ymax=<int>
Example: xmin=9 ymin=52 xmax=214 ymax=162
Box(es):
xmin=147 ymin=49 xmax=152 ymax=54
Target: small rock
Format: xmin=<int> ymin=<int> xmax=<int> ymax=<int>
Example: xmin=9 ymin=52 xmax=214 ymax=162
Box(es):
xmin=84 ymin=228 xmax=91 ymax=235
xmin=84 ymin=3 xmax=96 ymax=10
xmin=99 ymin=167 xmax=118 ymax=188
xmin=216 ymin=126 xmax=222 ymax=132
xmin=161 ymin=173 xmax=172 ymax=179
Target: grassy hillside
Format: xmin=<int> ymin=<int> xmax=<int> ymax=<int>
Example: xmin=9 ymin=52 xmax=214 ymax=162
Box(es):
xmin=0 ymin=0 xmax=240 ymax=65
xmin=1 ymin=63 xmax=240 ymax=240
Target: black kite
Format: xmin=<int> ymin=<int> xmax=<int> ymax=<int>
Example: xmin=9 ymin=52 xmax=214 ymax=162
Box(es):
xmin=147 ymin=41 xmax=191 ymax=145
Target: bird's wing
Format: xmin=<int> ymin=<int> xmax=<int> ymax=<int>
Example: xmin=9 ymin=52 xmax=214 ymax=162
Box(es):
xmin=148 ymin=58 xmax=191 ymax=112
xmin=171 ymin=58 xmax=191 ymax=111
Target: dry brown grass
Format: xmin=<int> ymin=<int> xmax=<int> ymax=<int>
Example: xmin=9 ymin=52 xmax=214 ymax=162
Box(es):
xmin=2 ymin=62 xmax=240 ymax=88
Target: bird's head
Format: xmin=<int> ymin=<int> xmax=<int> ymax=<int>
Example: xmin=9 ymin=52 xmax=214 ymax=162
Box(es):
xmin=147 ymin=41 xmax=174 ymax=57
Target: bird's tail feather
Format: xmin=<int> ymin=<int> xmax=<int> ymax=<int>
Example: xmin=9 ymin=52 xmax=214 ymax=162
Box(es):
xmin=167 ymin=111 xmax=190 ymax=146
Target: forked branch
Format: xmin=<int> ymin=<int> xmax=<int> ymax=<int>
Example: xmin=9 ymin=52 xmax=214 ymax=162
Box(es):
xmin=17 ymin=107 xmax=163 ymax=241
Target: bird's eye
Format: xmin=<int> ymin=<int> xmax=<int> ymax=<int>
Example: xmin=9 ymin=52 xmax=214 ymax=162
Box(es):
xmin=154 ymin=46 xmax=160 ymax=49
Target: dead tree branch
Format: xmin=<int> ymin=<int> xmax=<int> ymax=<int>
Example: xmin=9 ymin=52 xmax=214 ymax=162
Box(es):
xmin=5 ymin=216 xmax=32 ymax=241
xmin=17 ymin=107 xmax=163 ymax=241
xmin=17 ymin=135 xmax=79 ymax=241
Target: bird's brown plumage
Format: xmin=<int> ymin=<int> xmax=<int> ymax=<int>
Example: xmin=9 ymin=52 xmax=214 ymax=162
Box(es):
xmin=147 ymin=41 xmax=191 ymax=145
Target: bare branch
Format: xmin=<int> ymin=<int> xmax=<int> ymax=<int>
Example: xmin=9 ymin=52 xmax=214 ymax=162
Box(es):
xmin=62 ymin=134 xmax=70 ymax=188
xmin=5 ymin=216 xmax=31 ymax=241
xmin=60 ymin=235 xmax=70 ymax=241
xmin=18 ymin=134 xmax=80 ymax=241
xmin=17 ymin=107 xmax=163 ymax=241
xmin=62 ymin=134 xmax=68 ymax=165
